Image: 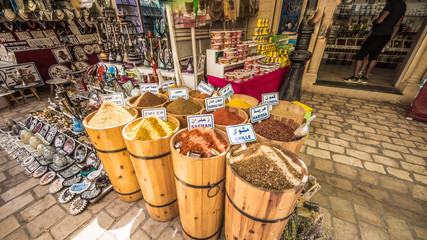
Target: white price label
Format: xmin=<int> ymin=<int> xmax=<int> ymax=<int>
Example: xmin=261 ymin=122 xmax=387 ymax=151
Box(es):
xmin=142 ymin=108 xmax=167 ymax=121
xmin=197 ymin=81 xmax=214 ymax=95
xmin=205 ymin=96 xmax=225 ymax=112
xmin=161 ymin=80 xmax=175 ymax=91
xmin=100 ymin=93 xmax=125 ymax=106
xmin=250 ymin=104 xmax=270 ymax=123
xmin=140 ymin=83 xmax=159 ymax=94
xmin=219 ymin=83 xmax=234 ymax=99
xmin=262 ymin=92 xmax=279 ymax=106
xmin=169 ymin=88 xmax=189 ymax=101
xmin=187 ymin=114 xmax=214 ymax=130
xmin=226 ymin=123 xmax=257 ymax=145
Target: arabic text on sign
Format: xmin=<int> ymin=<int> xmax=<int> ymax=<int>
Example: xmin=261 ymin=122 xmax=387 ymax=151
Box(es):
xmin=220 ymin=83 xmax=234 ymax=99
xmin=205 ymin=96 xmax=225 ymax=112
xmin=169 ymin=88 xmax=189 ymax=100
xmin=140 ymin=83 xmax=159 ymax=94
xmin=187 ymin=114 xmax=215 ymax=130
xmin=250 ymin=104 xmax=270 ymax=123
xmin=262 ymin=92 xmax=279 ymax=106
xmin=197 ymin=82 xmax=214 ymax=95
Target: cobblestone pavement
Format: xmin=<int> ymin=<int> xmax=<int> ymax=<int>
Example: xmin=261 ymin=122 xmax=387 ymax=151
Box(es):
xmin=0 ymin=91 xmax=426 ymax=240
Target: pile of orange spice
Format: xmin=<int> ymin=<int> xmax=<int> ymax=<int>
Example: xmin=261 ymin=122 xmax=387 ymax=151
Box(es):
xmin=176 ymin=127 xmax=228 ymax=158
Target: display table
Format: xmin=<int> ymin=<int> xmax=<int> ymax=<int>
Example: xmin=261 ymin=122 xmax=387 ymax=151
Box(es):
xmin=14 ymin=83 xmax=41 ymax=103
xmin=207 ymin=66 xmax=289 ymax=102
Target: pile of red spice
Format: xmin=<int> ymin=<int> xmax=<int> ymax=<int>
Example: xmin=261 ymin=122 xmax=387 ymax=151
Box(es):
xmin=177 ymin=127 xmax=228 ymax=157
xmin=212 ymin=107 xmax=244 ymax=125
xmin=253 ymin=119 xmax=295 ymax=142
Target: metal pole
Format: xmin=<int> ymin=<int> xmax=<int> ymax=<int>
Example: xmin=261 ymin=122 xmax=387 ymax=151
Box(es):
xmin=191 ymin=27 xmax=198 ymax=89
xmin=165 ymin=4 xmax=184 ymax=85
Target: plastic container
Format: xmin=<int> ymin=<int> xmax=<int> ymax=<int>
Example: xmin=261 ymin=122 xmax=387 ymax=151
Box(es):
xmin=210 ymin=31 xmax=224 ymax=38
xmin=211 ymin=38 xmax=223 ymax=45
xmin=225 ymin=72 xmax=236 ymax=81
xmin=223 ymin=50 xmax=237 ymax=58
xmin=211 ymin=43 xmax=223 ymax=50
xmin=230 ymin=57 xmax=238 ymax=63
xmin=218 ymin=57 xmax=230 ymax=65
xmin=224 ymin=43 xmax=232 ymax=49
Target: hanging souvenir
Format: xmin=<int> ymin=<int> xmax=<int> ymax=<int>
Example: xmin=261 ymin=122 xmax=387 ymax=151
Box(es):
xmin=68 ymin=197 xmax=88 ymax=215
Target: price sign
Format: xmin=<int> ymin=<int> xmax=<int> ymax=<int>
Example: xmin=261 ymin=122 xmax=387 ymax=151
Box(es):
xmin=250 ymin=104 xmax=270 ymax=123
xmin=161 ymin=80 xmax=175 ymax=91
xmin=226 ymin=123 xmax=257 ymax=145
xmin=140 ymin=83 xmax=159 ymax=94
xmin=100 ymin=93 xmax=125 ymax=106
xmin=169 ymin=88 xmax=189 ymax=101
xmin=219 ymin=83 xmax=234 ymax=100
xmin=205 ymin=96 xmax=225 ymax=112
xmin=141 ymin=108 xmax=167 ymax=121
xmin=197 ymin=81 xmax=214 ymax=95
xmin=262 ymin=92 xmax=279 ymax=106
xmin=187 ymin=114 xmax=214 ymax=130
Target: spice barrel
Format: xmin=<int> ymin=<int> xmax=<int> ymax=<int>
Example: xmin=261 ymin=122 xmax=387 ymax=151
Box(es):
xmin=170 ymin=128 xmax=230 ymax=240
xmin=226 ymin=94 xmax=259 ymax=115
xmin=255 ymin=115 xmax=306 ymax=154
xmin=163 ymin=100 xmax=204 ymax=128
xmin=83 ymin=108 xmax=142 ymax=202
xmin=225 ymin=142 xmax=308 ymax=240
xmin=122 ymin=117 xmax=180 ymax=221
xmin=270 ymin=100 xmax=306 ymax=125
xmin=126 ymin=94 xmax=169 ymax=117
xmin=206 ymin=107 xmax=248 ymax=132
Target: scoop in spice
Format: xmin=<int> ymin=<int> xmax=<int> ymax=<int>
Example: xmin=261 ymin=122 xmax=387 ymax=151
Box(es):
xmin=88 ymin=101 xmax=133 ymax=128
xmin=166 ymin=97 xmax=202 ymax=115
xmin=176 ymin=127 xmax=228 ymax=158
xmin=131 ymin=92 xmax=166 ymax=107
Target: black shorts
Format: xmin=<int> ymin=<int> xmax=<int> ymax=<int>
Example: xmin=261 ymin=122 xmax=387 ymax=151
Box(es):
xmin=355 ymin=35 xmax=391 ymax=61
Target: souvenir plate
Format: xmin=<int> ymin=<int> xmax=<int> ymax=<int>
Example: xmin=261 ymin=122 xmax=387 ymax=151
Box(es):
xmin=49 ymin=156 xmax=74 ymax=172
xmin=18 ymin=150 xmax=30 ymax=162
xmin=74 ymin=61 xmax=90 ymax=71
xmin=45 ymin=127 xmax=57 ymax=144
xmin=62 ymin=174 xmax=82 ymax=187
xmin=92 ymin=44 xmax=101 ymax=53
xmin=48 ymin=64 xmax=70 ymax=79
xmin=21 ymin=156 xmax=35 ymax=166
xmin=83 ymin=45 xmax=94 ymax=55
xmin=12 ymin=148 xmax=24 ymax=159
xmin=6 ymin=143 xmax=18 ymax=154
xmin=25 ymin=116 xmax=33 ymax=129
xmin=49 ymin=177 xmax=64 ymax=193
xmin=39 ymin=124 xmax=50 ymax=138
xmin=39 ymin=171 xmax=56 ymax=185
xmin=81 ymin=188 xmax=101 ymax=200
xmin=74 ymin=145 xmax=87 ymax=163
xmin=70 ymin=181 xmax=91 ymax=194
xmin=54 ymin=133 xmax=66 ymax=148
xmin=68 ymin=197 xmax=88 ymax=215
xmin=33 ymin=165 xmax=48 ymax=178
xmin=63 ymin=138 xmax=75 ymax=155
xmin=58 ymin=188 xmax=75 ymax=204
xmin=85 ymin=151 xmax=99 ymax=168
xmin=58 ymin=164 xmax=81 ymax=179
xmin=26 ymin=160 xmax=40 ymax=173
xmin=33 ymin=122 xmax=43 ymax=134
xmin=87 ymin=168 xmax=101 ymax=182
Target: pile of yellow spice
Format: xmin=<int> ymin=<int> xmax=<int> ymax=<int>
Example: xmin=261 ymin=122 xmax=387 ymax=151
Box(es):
xmin=226 ymin=99 xmax=254 ymax=108
xmin=88 ymin=101 xmax=134 ymax=128
xmin=127 ymin=117 xmax=176 ymax=140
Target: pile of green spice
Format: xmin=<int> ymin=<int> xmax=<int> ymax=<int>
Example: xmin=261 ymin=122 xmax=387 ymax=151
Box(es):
xmin=253 ymin=119 xmax=294 ymax=142
xmin=175 ymin=127 xmax=228 ymax=158
xmin=230 ymin=142 xmax=304 ymax=190
xmin=166 ymin=98 xmax=202 ymax=115
xmin=131 ymin=92 xmax=166 ymax=107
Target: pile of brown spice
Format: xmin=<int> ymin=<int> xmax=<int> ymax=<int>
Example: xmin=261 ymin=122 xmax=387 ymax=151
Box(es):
xmin=230 ymin=142 xmax=304 ymax=190
xmin=175 ymin=127 xmax=228 ymax=158
xmin=131 ymin=92 xmax=166 ymax=107
xmin=212 ymin=107 xmax=244 ymax=125
xmin=166 ymin=98 xmax=202 ymax=115
xmin=253 ymin=119 xmax=294 ymax=141
xmin=190 ymin=90 xmax=210 ymax=99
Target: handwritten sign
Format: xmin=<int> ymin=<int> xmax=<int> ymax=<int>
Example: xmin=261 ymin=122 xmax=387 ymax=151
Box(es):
xmin=262 ymin=92 xmax=279 ymax=106
xmin=219 ymin=83 xmax=234 ymax=100
xmin=226 ymin=123 xmax=257 ymax=144
xmin=187 ymin=114 xmax=214 ymax=130
xmin=140 ymin=83 xmax=159 ymax=94
xmin=197 ymin=81 xmax=214 ymax=95
xmin=161 ymin=80 xmax=175 ymax=91
xmin=142 ymin=108 xmax=167 ymax=121
xmin=250 ymin=104 xmax=270 ymax=123
xmin=205 ymin=96 xmax=225 ymax=112
xmin=169 ymin=88 xmax=189 ymax=101
xmin=100 ymin=93 xmax=125 ymax=106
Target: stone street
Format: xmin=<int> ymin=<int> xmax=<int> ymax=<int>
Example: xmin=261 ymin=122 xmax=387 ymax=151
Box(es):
xmin=0 ymin=91 xmax=426 ymax=239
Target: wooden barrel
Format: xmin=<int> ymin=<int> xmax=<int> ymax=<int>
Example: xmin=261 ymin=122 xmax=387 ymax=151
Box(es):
xmin=122 ymin=116 xmax=180 ymax=221
xmin=225 ymin=94 xmax=259 ymax=115
xmin=189 ymin=90 xmax=218 ymax=107
xmin=126 ymin=94 xmax=169 ymax=117
xmin=83 ymin=107 xmax=142 ymax=202
xmin=255 ymin=115 xmax=306 ymax=154
xmin=271 ymin=100 xmax=306 ymax=125
xmin=225 ymin=142 xmax=308 ymax=240
xmin=163 ymin=100 xmax=204 ymax=129
xmin=170 ymin=128 xmax=231 ymax=240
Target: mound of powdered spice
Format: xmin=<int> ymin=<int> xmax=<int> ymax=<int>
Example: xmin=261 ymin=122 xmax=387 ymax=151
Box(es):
xmin=127 ymin=117 xmax=176 ymax=140
xmin=190 ymin=90 xmax=210 ymax=99
xmin=212 ymin=107 xmax=244 ymax=125
xmin=176 ymin=127 xmax=228 ymax=158
xmin=253 ymin=119 xmax=294 ymax=142
xmin=229 ymin=142 xmax=304 ymax=190
xmin=226 ymin=99 xmax=254 ymax=108
xmin=88 ymin=101 xmax=133 ymax=128
xmin=131 ymin=92 xmax=166 ymax=107
xmin=166 ymin=98 xmax=202 ymax=115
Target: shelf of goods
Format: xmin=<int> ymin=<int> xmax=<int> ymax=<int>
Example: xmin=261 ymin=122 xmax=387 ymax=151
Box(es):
xmin=115 ymin=0 xmax=143 ymax=32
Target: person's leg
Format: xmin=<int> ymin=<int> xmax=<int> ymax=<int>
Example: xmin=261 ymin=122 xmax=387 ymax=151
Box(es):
xmin=363 ymin=35 xmax=391 ymax=79
xmin=360 ymin=55 xmax=369 ymax=76
xmin=346 ymin=36 xmax=375 ymax=81
xmin=353 ymin=60 xmax=363 ymax=77
xmin=364 ymin=60 xmax=378 ymax=77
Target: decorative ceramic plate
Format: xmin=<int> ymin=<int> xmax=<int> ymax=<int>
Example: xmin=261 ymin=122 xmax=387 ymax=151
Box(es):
xmin=85 ymin=152 xmax=99 ymax=168
xmin=81 ymin=188 xmax=101 ymax=200
xmin=39 ymin=171 xmax=56 ymax=185
xmin=49 ymin=177 xmax=64 ymax=193
xmin=12 ymin=148 xmax=24 ymax=160
xmin=28 ymin=118 xmax=38 ymax=132
xmin=45 ymin=127 xmax=57 ymax=144
xmin=54 ymin=133 xmax=66 ymax=148
xmin=63 ymin=138 xmax=75 ymax=155
xmin=49 ymin=156 xmax=74 ymax=172
xmin=48 ymin=64 xmax=70 ymax=79
xmin=70 ymin=181 xmax=91 ymax=194
xmin=83 ymin=45 xmax=94 ymax=55
xmin=92 ymin=44 xmax=101 ymax=53
xmin=68 ymin=197 xmax=88 ymax=215
xmin=18 ymin=151 xmax=30 ymax=162
xmin=74 ymin=145 xmax=87 ymax=163
xmin=58 ymin=188 xmax=75 ymax=204
xmin=74 ymin=61 xmax=90 ymax=71
xmin=21 ymin=156 xmax=35 ymax=166
xmin=26 ymin=160 xmax=40 ymax=173
xmin=87 ymin=168 xmax=101 ymax=182
xmin=62 ymin=174 xmax=82 ymax=187
xmin=39 ymin=124 xmax=50 ymax=138
xmin=33 ymin=165 xmax=48 ymax=178
xmin=58 ymin=164 xmax=81 ymax=179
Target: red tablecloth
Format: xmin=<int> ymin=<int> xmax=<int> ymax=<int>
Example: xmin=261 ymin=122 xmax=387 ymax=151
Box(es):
xmin=406 ymin=82 xmax=427 ymax=122
xmin=207 ymin=66 xmax=289 ymax=102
